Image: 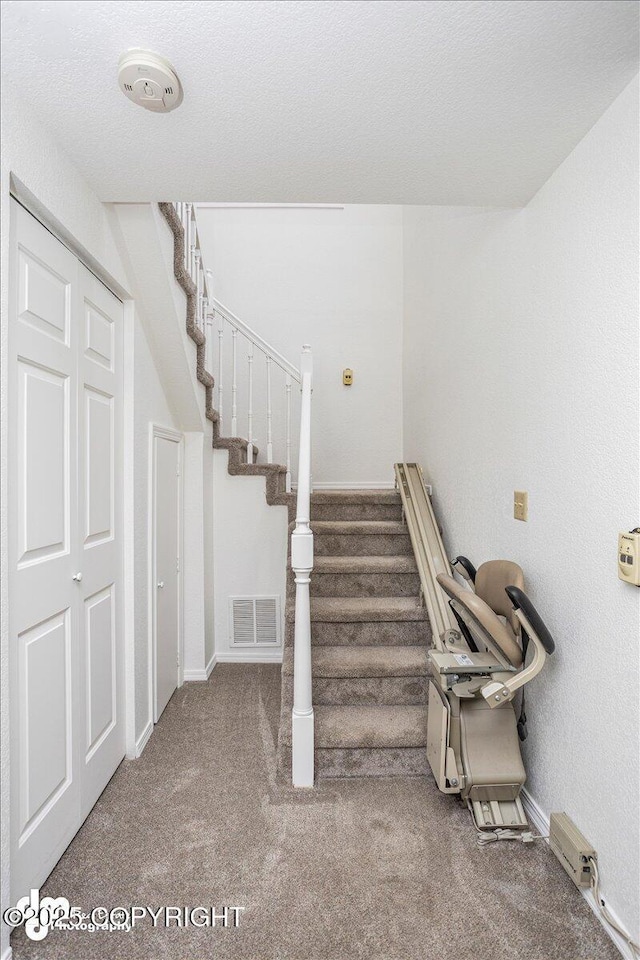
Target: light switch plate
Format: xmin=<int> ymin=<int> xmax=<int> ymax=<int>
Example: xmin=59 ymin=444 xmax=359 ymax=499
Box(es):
xmin=514 ymin=490 xmax=528 ymax=521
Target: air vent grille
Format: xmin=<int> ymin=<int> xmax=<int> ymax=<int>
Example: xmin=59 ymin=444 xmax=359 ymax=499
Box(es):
xmin=230 ymin=596 xmax=280 ymax=646
xmin=124 ymin=83 xmax=133 ymax=92
xmin=165 ymin=86 xmax=173 ymax=95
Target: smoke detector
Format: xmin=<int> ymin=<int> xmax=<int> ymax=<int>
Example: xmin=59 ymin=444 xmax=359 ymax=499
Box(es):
xmin=118 ymin=49 xmax=183 ymax=113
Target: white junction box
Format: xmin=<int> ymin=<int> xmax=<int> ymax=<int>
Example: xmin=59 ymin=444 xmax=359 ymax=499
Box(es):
xmin=618 ymin=529 xmax=640 ymax=585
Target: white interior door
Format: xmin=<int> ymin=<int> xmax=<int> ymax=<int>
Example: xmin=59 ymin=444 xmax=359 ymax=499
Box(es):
xmin=153 ymin=431 xmax=182 ymax=722
xmin=9 ymin=200 xmax=124 ymax=900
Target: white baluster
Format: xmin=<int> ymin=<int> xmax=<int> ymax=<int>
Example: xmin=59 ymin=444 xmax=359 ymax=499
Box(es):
xmin=194 ymin=250 xmax=202 ymax=328
xmin=184 ymin=202 xmax=192 ymax=271
xmin=190 ymin=212 xmax=197 ymax=281
xmin=247 ymin=343 xmax=254 ymax=464
xmin=217 ymin=314 xmax=225 ymax=431
xmin=231 ymin=328 xmax=238 ymax=436
xmin=205 ymin=307 xmax=213 ymax=374
xmin=285 ymin=375 xmax=292 ymax=493
xmin=292 ymin=345 xmax=314 ymax=787
xmin=265 ymin=355 xmax=273 ymax=464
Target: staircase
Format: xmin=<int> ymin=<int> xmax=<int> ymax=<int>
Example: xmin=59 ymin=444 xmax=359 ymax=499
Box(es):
xmin=160 ymin=202 xmax=293 ymax=508
xmin=277 ymin=490 xmax=432 ymax=781
xmin=160 ymin=202 xmax=432 ymax=785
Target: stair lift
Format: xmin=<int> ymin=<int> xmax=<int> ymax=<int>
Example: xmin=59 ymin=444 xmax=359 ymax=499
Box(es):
xmin=394 ymin=464 xmax=555 ymax=834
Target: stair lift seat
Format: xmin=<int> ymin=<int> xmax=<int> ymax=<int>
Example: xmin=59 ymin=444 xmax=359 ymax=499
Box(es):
xmin=427 ymin=560 xmax=555 ymax=832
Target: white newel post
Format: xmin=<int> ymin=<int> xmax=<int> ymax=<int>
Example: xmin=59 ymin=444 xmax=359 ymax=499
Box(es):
xmin=291 ymin=345 xmax=314 ymax=787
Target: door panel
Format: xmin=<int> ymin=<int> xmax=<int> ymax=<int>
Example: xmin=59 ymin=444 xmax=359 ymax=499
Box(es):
xmin=77 ymin=264 xmax=123 ymax=819
xmin=154 ymin=435 xmax=181 ymax=722
xmin=10 ymin=201 xmax=124 ymax=900
xmin=85 ymin=586 xmax=116 ymax=759
xmin=18 ymin=610 xmax=72 ymax=836
xmin=83 ymin=387 xmax=113 ymax=545
xmin=10 ymin=202 xmax=80 ymax=900
xmin=17 ymin=361 xmax=69 ymax=566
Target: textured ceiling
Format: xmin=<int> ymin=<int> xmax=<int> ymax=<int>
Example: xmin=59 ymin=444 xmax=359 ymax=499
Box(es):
xmin=1 ymin=0 xmax=638 ymax=205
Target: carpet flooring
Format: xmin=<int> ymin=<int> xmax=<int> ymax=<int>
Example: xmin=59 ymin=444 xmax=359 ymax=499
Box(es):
xmin=11 ymin=664 xmax=618 ymax=960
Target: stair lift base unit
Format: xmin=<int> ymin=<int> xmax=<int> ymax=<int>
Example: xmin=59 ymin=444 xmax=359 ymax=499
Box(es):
xmin=395 ymin=463 xmax=555 ymax=834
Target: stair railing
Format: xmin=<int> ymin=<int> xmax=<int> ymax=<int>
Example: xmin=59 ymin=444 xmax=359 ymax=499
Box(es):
xmin=291 ymin=345 xmax=314 ymax=786
xmin=172 ymin=202 xmax=300 ymax=488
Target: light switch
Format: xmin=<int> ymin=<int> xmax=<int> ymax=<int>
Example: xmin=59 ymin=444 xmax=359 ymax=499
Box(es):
xmin=514 ymin=491 xmax=528 ymax=522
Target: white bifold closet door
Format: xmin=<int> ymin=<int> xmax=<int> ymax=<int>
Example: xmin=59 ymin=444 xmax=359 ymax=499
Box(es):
xmin=9 ymin=200 xmax=124 ymax=901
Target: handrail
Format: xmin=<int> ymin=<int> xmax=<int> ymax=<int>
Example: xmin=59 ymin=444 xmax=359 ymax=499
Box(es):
xmin=291 ymin=345 xmax=314 ymax=787
xmin=394 ymin=463 xmax=457 ymax=649
xmin=212 ymin=297 xmax=301 ymax=383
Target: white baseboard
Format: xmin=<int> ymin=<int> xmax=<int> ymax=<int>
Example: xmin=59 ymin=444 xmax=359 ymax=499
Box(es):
xmin=183 ymin=652 xmax=217 ymax=682
xmin=135 ymin=719 xmax=153 ymax=758
xmin=2 ymin=944 xmax=13 ymax=960
xmin=215 ymin=650 xmax=283 ymax=664
xmin=521 ymin=789 xmax=636 ymax=960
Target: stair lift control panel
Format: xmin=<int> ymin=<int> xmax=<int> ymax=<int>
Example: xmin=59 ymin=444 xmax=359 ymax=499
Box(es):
xmin=618 ymin=529 xmax=640 ymax=585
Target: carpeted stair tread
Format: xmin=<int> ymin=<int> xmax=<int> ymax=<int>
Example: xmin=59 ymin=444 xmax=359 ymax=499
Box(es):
xmin=283 ymin=645 xmax=428 ymax=678
xmin=315 ymin=705 xmax=428 ymax=749
xmin=309 ymin=520 xmax=408 ymax=536
xmin=310 ymin=489 xmax=401 ymax=504
xmin=313 ymin=555 xmax=417 ymax=573
xmin=286 ymin=596 xmax=428 ymax=622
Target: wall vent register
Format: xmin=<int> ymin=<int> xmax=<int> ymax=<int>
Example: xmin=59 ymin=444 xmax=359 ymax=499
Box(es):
xmin=230 ymin=597 xmax=281 ymax=646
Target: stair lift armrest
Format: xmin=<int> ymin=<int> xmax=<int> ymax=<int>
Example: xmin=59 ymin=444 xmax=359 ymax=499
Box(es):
xmin=481 ymin=609 xmax=548 ymax=707
xmin=452 ymin=556 xmax=477 ymax=585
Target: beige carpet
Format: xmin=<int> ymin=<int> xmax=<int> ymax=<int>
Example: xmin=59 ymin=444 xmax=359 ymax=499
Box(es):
xmin=11 ymin=664 xmax=618 ymax=960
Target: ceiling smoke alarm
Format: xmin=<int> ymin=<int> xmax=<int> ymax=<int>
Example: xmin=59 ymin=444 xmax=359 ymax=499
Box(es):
xmin=118 ymin=49 xmax=183 ymax=113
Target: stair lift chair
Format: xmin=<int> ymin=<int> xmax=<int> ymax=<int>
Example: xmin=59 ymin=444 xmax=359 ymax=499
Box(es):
xmin=426 ymin=557 xmax=556 ymax=832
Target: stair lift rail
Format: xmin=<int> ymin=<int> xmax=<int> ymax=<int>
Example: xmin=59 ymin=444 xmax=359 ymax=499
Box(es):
xmin=394 ymin=463 xmax=456 ymax=647
xmin=291 ymin=346 xmax=314 ymax=786
xmin=172 ymin=202 xmax=301 ymax=489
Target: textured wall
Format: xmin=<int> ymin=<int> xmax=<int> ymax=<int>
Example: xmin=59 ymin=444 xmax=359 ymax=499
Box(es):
xmin=196 ymin=204 xmax=404 ymax=486
xmin=212 ymin=450 xmax=288 ymax=660
xmin=403 ymin=77 xmax=639 ymax=937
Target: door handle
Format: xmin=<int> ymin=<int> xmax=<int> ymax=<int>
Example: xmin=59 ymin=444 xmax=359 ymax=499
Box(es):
xmin=72 ymin=572 xmax=83 ymax=582
xmin=157 ymin=581 xmax=165 ymax=589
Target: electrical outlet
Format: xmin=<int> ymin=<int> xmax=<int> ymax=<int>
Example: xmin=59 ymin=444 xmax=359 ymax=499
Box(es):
xmin=549 ymin=812 xmax=596 ymax=888
xmin=514 ymin=490 xmax=528 ymax=521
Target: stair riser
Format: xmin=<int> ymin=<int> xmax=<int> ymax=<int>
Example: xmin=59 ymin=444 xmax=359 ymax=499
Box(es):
xmin=307 ymin=571 xmax=421 ymax=598
xmin=310 ymin=503 xmax=402 ymax=522
xmin=285 ymin=619 xmax=431 ymax=646
xmin=313 ymin=676 xmax=428 ymax=706
xmin=314 ymin=534 xmax=413 ymax=557
xmin=315 ymin=747 xmax=429 ymax=778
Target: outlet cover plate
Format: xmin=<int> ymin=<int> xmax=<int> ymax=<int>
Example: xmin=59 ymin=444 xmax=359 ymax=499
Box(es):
xmin=514 ymin=490 xmax=528 ymax=521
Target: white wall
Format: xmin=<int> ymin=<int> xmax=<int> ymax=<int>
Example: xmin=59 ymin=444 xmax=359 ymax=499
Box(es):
xmin=212 ymin=450 xmax=288 ymax=661
xmin=403 ymin=77 xmax=639 ymax=938
xmin=196 ymin=204 xmax=404 ymax=486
